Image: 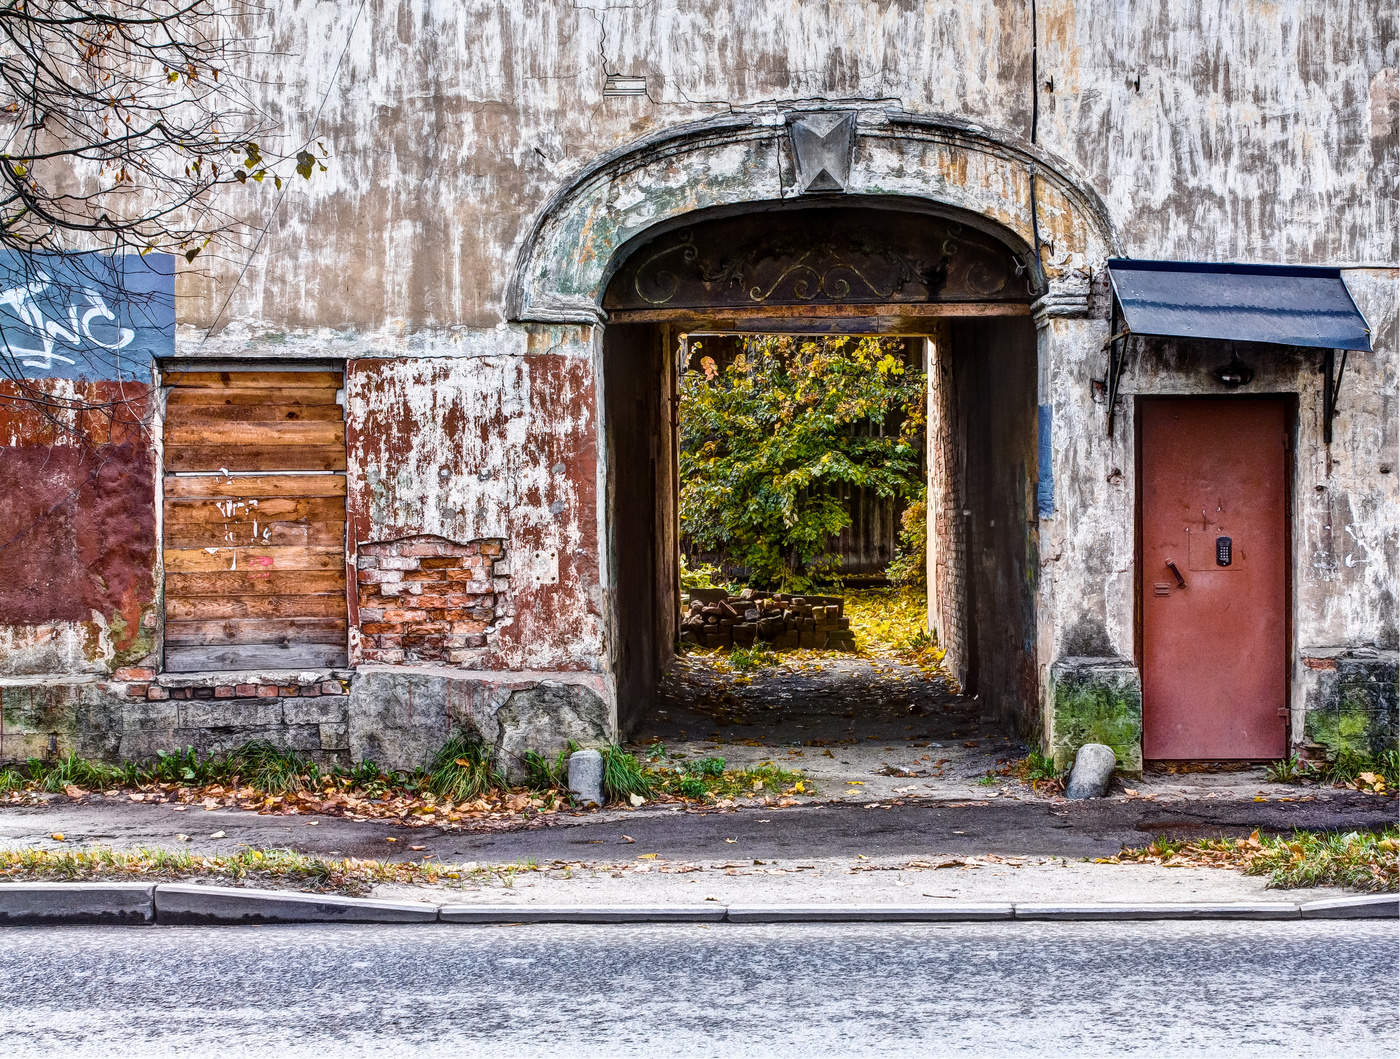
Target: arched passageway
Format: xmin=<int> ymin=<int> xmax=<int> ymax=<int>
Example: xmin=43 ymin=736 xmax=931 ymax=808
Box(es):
xmin=599 ymin=201 xmax=1044 ymax=740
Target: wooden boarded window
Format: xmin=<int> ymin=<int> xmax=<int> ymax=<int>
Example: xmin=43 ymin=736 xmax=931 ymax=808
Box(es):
xmin=162 ymin=368 xmax=348 ymax=672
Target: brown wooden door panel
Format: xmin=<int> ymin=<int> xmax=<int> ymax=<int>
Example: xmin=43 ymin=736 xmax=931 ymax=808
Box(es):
xmin=164 ymin=496 xmax=347 ymax=524
xmin=162 ymin=521 xmax=344 ymax=549
xmin=165 ymin=617 xmax=347 ymax=646
xmin=163 ymin=546 xmax=345 ymax=573
xmin=164 ymin=421 xmax=346 ymax=446
xmin=166 ymin=571 xmax=347 ymax=597
xmin=161 ymin=369 xmax=348 ymax=670
xmin=166 ymin=402 xmax=346 ymax=422
xmin=163 ymin=443 xmax=347 ymax=473
xmin=165 ymin=386 xmax=343 ymax=407
xmin=1140 ymin=398 xmax=1288 ymax=759
xmin=164 ymin=474 xmax=347 ymax=499
xmin=165 ymin=370 xmax=345 ymax=389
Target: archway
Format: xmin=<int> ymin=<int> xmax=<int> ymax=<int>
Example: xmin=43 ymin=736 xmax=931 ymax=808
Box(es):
xmin=507 ymin=111 xmax=1129 ymax=765
xmin=599 ymin=199 xmax=1043 ymax=739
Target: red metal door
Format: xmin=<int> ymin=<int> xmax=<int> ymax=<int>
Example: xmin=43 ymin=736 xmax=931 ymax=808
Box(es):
xmin=1140 ymin=398 xmax=1288 ymax=759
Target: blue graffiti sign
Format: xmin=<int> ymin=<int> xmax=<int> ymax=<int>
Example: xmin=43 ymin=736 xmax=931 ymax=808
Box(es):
xmin=0 ymin=251 xmax=174 ymax=382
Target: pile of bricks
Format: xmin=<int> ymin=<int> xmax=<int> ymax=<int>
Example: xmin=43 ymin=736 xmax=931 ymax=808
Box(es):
xmin=356 ymin=535 xmax=506 ymax=664
xmin=680 ymin=588 xmax=855 ymax=650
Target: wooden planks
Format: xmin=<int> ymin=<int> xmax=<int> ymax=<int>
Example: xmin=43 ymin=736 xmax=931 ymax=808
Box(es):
xmin=164 ymin=496 xmax=346 ymax=524
xmin=164 ymin=443 xmax=346 ymax=473
xmin=166 ymin=571 xmax=346 ymax=597
xmin=163 ymin=546 xmax=345 ymax=573
xmin=165 ymin=617 xmax=347 ymax=646
xmin=161 ymin=368 xmax=347 ymax=670
xmin=164 ymin=474 xmax=345 ymax=499
xmin=165 ymin=643 xmax=348 ymax=673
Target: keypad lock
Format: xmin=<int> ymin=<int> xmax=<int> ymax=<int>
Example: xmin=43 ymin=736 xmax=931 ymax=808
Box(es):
xmin=1216 ymin=536 xmax=1232 ymax=567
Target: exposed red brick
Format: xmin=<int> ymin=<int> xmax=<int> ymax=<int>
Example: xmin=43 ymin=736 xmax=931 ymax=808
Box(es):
xmin=400 ymin=542 xmax=446 ymax=557
xmin=1303 ymin=657 xmax=1338 ymax=670
xmin=214 ymin=686 xmax=235 ymax=698
xmin=256 ymin=684 xmax=278 ymax=698
xmin=114 ymin=666 xmax=157 ymax=681
xmin=147 ymin=686 xmax=169 ymax=701
xmin=235 ymin=683 xmax=257 ymax=696
xmin=355 ymin=536 xmax=506 ymax=666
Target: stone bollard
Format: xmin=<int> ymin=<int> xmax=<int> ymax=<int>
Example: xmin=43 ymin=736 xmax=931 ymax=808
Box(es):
xmin=1065 ymin=743 xmax=1116 ymax=799
xmin=567 ymin=748 xmax=605 ymax=807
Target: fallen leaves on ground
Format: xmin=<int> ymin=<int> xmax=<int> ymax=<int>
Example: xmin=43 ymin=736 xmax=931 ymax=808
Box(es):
xmin=1100 ymin=827 xmax=1398 ymax=893
xmin=682 ymin=587 xmax=955 ymax=681
xmin=8 ymin=781 xmax=567 ymax=830
xmin=0 ymin=845 xmax=539 ymax=896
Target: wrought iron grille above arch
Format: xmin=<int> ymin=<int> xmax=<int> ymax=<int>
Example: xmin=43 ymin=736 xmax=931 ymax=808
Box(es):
xmin=603 ymin=206 xmax=1038 ymax=314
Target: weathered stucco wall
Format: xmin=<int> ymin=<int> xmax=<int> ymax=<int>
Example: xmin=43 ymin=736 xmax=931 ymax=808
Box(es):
xmin=343 ymin=334 xmax=605 ymax=675
xmin=176 ymin=0 xmax=1397 ymax=334
xmin=2 ymin=1 xmax=1395 ymax=769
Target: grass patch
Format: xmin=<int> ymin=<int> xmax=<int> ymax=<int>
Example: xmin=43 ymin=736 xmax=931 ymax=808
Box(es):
xmin=728 ymin=646 xmax=779 ymax=672
xmin=522 ymin=745 xmax=574 ymax=794
xmin=601 ymin=745 xmax=653 ymax=802
xmin=0 ymin=845 xmax=539 ymax=896
xmin=423 ymin=733 xmax=505 ymax=802
xmin=1107 ymin=827 xmax=1399 ymax=893
xmin=685 ymin=587 xmax=951 ymax=681
xmin=26 ymin=752 xmax=128 ymax=793
xmin=647 ymin=757 xmax=809 ymax=800
xmin=1264 ymin=748 xmax=1397 ymax=792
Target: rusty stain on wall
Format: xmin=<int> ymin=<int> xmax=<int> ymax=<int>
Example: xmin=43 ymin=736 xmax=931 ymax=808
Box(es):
xmin=0 ymin=381 xmax=157 ymax=673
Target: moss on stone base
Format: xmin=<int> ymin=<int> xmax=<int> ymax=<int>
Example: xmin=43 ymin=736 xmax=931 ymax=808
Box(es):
xmin=1049 ymin=660 xmax=1143 ymax=773
xmin=1302 ymin=654 xmax=1397 ymax=760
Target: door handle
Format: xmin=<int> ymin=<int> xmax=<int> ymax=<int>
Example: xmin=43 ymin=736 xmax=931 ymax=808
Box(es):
xmin=1164 ymin=558 xmax=1187 ymax=589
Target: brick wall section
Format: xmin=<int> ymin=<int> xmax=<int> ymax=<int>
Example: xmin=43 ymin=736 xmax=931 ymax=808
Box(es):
xmin=356 ymin=535 xmax=508 ymax=664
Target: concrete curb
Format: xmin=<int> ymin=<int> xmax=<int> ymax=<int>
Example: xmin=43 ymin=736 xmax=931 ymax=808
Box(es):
xmin=1 ymin=883 xmax=1395 ymax=925
xmin=154 ymin=884 xmax=438 ymax=925
xmin=0 ymin=882 xmax=155 ymax=925
xmin=726 ymin=904 xmax=1014 ymax=922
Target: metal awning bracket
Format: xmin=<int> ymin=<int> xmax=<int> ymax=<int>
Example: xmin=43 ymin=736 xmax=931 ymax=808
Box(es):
xmin=1321 ymin=347 xmax=1348 ymax=445
xmin=1104 ymin=296 xmax=1130 ymax=438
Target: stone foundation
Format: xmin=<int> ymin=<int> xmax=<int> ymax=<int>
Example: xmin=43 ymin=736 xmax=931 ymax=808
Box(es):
xmin=348 ymin=666 xmax=609 ymax=776
xmin=1047 ymin=657 xmax=1143 ymax=773
xmin=1299 ymin=650 xmax=1398 ymax=762
xmin=2 ymin=666 xmax=610 ymax=777
xmin=0 ymin=672 xmax=353 ymax=767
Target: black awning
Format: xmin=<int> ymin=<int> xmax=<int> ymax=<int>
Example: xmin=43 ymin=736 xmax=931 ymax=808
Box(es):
xmin=1106 ymin=259 xmax=1372 ymax=352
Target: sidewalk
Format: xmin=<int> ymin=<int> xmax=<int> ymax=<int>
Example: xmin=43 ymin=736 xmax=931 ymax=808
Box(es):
xmin=2 ymin=787 xmax=1393 ymax=914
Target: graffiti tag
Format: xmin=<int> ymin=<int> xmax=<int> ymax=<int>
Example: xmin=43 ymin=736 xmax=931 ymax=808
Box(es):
xmin=0 ymin=270 xmax=137 ymax=371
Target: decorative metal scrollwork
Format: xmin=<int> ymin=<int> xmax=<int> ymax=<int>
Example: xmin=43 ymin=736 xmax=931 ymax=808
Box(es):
xmin=607 ymin=207 xmax=1029 ymax=311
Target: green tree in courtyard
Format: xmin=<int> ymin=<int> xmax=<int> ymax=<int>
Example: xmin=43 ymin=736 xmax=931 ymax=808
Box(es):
xmin=679 ymin=335 xmax=925 ymax=591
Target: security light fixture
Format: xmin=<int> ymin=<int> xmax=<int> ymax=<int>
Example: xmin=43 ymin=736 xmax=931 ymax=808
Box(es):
xmin=603 ymin=75 xmax=647 ymax=97
xmin=1211 ymin=349 xmax=1255 ymax=388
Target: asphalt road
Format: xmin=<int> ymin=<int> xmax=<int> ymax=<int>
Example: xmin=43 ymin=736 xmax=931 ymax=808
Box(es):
xmin=1 ymin=921 xmax=1395 ymax=1057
